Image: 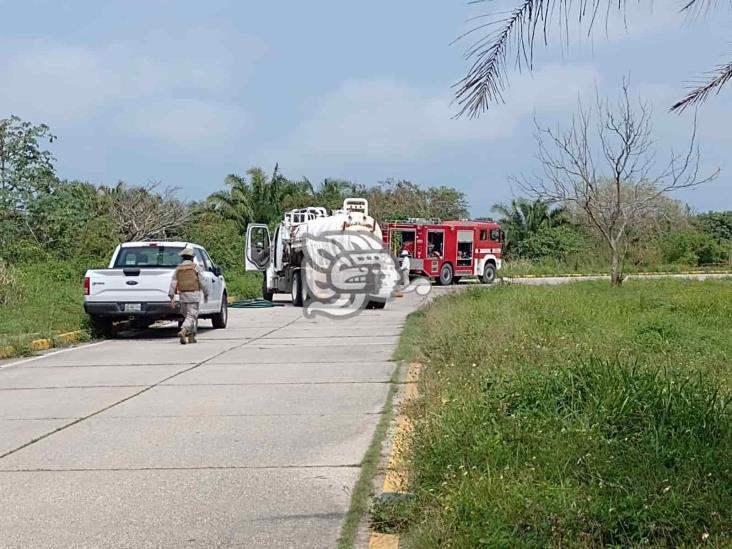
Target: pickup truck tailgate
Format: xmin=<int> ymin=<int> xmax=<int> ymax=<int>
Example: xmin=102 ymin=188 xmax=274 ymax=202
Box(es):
xmin=86 ymin=268 xmax=173 ymax=302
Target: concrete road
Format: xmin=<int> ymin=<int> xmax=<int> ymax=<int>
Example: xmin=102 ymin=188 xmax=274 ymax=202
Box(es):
xmin=0 ymin=293 xmax=427 ymax=549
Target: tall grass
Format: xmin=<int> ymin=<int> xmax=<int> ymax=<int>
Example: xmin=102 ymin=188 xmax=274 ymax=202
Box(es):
xmin=396 ymin=280 xmax=732 ymax=547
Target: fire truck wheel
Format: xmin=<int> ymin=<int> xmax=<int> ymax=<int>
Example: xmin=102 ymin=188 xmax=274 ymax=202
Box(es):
xmin=482 ymin=263 xmax=497 ymax=284
xmin=291 ymin=270 xmax=304 ymax=307
xmin=437 ymin=263 xmax=454 ymax=286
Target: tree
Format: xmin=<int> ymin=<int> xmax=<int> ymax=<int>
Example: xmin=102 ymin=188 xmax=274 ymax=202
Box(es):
xmin=454 ymin=1 xmax=730 ymax=117
xmin=0 ymin=116 xmax=56 ymax=210
xmin=491 ymin=198 xmax=566 ymax=257
xmin=366 ymin=179 xmax=469 ymax=221
xmin=517 ymin=84 xmax=717 ymax=284
xmin=102 ymin=182 xmax=188 ymax=241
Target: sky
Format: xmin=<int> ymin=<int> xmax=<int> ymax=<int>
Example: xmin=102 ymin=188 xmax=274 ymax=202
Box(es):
xmin=1 ymin=0 xmax=731 ymax=217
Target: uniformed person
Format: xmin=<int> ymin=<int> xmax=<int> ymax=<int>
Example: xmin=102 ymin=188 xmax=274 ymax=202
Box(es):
xmin=169 ymin=247 xmax=209 ymax=344
xmin=399 ymin=249 xmax=410 ymax=289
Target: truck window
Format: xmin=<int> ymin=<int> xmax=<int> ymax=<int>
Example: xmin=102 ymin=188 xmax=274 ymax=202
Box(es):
xmin=113 ymin=246 xmax=183 ymax=268
xmin=480 ymin=230 xmax=488 ymax=240
xmin=427 ymin=231 xmax=444 ymax=258
xmin=193 ymin=248 xmax=210 ymax=269
xmin=490 ymin=229 xmax=500 ymax=241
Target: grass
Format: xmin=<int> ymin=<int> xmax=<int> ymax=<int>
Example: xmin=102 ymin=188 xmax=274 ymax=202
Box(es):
xmin=337 ymin=365 xmax=401 ymax=549
xmin=0 ymin=260 xmax=88 ymax=348
xmin=501 ymin=258 xmax=732 ymax=278
xmin=0 ymin=260 xmax=261 ymax=349
xmin=395 ymin=279 xmax=732 ymax=548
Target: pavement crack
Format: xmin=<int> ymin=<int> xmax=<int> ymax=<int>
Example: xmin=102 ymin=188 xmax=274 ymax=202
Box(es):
xmin=0 ymin=316 xmax=303 ymax=461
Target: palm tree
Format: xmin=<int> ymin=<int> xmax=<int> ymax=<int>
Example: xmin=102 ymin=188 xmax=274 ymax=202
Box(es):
xmin=206 ymin=174 xmax=254 ymax=232
xmin=455 ymin=0 xmax=728 ymax=118
xmin=491 ymin=198 xmax=565 ymax=256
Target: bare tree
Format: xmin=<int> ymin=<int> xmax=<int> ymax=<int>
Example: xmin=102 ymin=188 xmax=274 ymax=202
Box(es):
xmin=515 ymin=83 xmax=718 ymax=284
xmin=104 ymin=182 xmax=189 ymax=241
xmin=454 ymin=0 xmax=732 ymax=118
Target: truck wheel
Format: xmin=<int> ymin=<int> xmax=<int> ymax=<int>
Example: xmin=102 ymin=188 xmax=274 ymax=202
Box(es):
xmin=437 ymin=263 xmax=453 ymax=286
xmin=90 ymin=316 xmax=114 ymax=338
xmin=211 ymin=295 xmax=228 ymax=328
xmin=262 ymin=275 xmax=274 ymax=301
xmin=367 ymin=300 xmax=386 ymax=310
xmin=291 ymin=270 xmax=303 ymax=307
xmin=481 ymin=263 xmax=497 ymax=284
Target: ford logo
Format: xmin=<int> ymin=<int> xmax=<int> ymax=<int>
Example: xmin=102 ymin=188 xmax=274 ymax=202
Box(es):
xmin=126 ymin=281 xmax=138 ymax=286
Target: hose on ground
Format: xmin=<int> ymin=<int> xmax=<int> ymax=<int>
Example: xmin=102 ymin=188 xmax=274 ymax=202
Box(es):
xmin=229 ymin=298 xmax=284 ymax=308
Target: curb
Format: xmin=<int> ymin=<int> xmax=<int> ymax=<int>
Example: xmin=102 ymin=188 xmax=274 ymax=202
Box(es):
xmin=0 ymin=330 xmax=86 ymax=361
xmin=368 ymin=362 xmax=421 ymax=549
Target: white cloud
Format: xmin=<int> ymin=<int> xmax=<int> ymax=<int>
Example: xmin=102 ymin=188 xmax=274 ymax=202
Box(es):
xmin=0 ymin=29 xmax=264 ymax=148
xmin=117 ymin=99 xmax=249 ymax=147
xmin=289 ymin=63 xmax=599 ymax=160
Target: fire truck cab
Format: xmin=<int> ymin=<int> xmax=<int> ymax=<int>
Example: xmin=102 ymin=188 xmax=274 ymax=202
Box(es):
xmin=382 ymin=219 xmax=504 ymax=285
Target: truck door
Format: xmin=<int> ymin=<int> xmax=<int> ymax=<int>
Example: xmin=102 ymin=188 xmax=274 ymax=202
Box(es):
xmin=196 ymin=248 xmax=222 ymax=314
xmin=245 ymin=224 xmax=272 ymax=272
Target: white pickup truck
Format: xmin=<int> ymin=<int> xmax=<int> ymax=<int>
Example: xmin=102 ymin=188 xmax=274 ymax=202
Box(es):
xmin=83 ymin=241 xmax=228 ymax=336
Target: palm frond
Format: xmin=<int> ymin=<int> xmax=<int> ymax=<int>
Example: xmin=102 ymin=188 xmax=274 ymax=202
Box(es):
xmin=670 ymin=61 xmax=732 ymax=112
xmin=454 ymin=0 xmax=609 ymax=118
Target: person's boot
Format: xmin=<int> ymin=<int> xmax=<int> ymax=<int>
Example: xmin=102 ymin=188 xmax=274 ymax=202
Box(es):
xmin=188 ymin=332 xmax=197 ymax=344
xmin=178 ymin=329 xmax=188 ymax=345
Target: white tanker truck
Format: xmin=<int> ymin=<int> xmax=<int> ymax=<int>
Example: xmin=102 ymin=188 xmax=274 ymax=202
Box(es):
xmin=245 ymin=198 xmax=398 ymax=310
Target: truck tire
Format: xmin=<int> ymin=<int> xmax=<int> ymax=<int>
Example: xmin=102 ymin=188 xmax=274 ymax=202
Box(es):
xmin=367 ymin=300 xmax=386 ymax=310
xmin=211 ymin=295 xmax=228 ymax=329
xmin=437 ymin=263 xmax=453 ymax=286
xmin=262 ymin=275 xmax=274 ymax=301
xmin=291 ymin=270 xmax=304 ymax=307
xmin=90 ymin=316 xmax=114 ymax=338
xmin=481 ymin=263 xmax=497 ymax=284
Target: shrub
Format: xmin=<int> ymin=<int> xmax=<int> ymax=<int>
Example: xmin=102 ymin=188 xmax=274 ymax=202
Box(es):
xmin=654 ymin=230 xmax=728 ymax=266
xmin=0 ymin=260 xmax=20 ymax=305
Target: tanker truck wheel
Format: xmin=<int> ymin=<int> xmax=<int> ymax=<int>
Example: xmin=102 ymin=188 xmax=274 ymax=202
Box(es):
xmin=291 ymin=270 xmax=304 ymax=307
xmin=262 ymin=275 xmax=274 ymax=302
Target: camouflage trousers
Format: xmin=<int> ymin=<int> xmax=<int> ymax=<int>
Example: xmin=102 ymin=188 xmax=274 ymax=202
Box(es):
xmin=180 ymin=302 xmax=200 ymax=334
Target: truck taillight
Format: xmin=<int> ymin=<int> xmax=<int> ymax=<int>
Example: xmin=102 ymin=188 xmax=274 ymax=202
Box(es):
xmin=84 ymin=276 xmax=90 ymax=296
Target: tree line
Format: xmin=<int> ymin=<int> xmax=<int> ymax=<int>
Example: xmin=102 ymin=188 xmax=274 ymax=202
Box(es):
xmin=0 ymin=115 xmax=469 ymax=275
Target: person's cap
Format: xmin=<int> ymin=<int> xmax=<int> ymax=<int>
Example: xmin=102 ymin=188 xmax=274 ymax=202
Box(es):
xmin=180 ymin=246 xmax=195 ymax=257
xmin=400 ymin=250 xmax=409 ymax=256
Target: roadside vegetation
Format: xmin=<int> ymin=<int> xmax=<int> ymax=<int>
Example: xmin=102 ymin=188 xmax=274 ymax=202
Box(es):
xmin=391 ymin=280 xmax=732 ymax=547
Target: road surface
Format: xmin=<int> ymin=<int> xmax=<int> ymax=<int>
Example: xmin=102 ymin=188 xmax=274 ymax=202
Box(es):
xmin=0 ymin=292 xmax=426 ymax=549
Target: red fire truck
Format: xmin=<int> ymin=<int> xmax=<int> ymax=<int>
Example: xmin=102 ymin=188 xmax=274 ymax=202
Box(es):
xmin=382 ymin=219 xmax=504 ymax=285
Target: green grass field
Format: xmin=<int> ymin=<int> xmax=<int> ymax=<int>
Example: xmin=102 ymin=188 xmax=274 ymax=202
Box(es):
xmin=394 ymin=280 xmax=732 ymax=548
xmin=0 ymin=261 xmax=261 ymax=349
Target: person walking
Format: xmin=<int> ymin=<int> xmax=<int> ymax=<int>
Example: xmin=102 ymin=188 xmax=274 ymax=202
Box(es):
xmin=399 ymin=249 xmax=411 ymax=290
xmin=169 ymin=247 xmax=209 ymax=344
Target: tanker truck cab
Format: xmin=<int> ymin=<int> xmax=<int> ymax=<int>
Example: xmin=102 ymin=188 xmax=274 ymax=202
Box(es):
xmin=245 ymin=199 xmax=392 ymax=309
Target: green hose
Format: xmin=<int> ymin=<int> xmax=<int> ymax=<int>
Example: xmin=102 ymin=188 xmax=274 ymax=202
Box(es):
xmin=229 ymin=298 xmax=284 ymax=308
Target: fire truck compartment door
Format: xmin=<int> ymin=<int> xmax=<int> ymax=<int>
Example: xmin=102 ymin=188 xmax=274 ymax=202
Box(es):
xmin=245 ymin=224 xmax=272 ymax=271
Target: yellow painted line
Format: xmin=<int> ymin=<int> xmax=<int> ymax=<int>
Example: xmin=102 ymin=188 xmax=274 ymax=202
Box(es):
xmin=369 ymin=532 xmax=399 ymax=549
xmin=369 ymin=362 xmax=421 ymax=547
xmin=30 ymin=338 xmax=53 ymax=352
